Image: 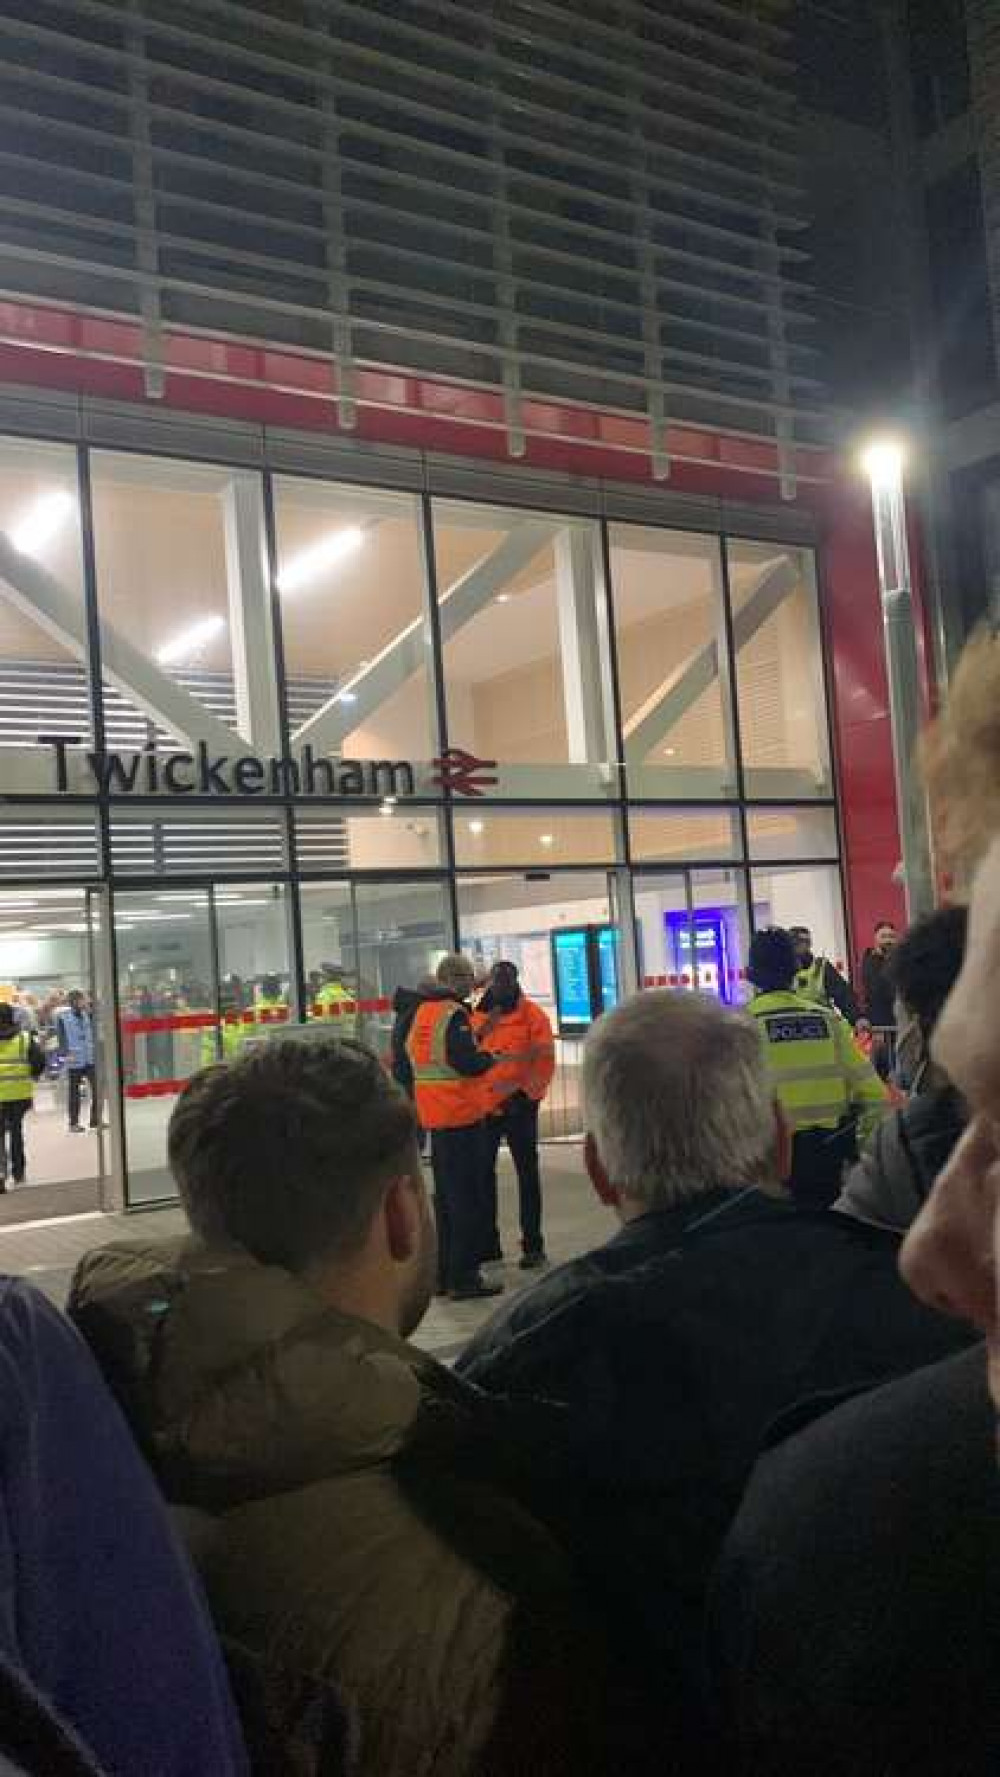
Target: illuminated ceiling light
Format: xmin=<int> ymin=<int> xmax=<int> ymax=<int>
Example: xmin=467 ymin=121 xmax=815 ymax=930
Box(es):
xmin=467 ymin=819 xmax=484 ymax=835
xmin=663 ymin=747 xmax=676 ymax=758
xmin=11 ymin=488 xmax=75 ymax=555
xmin=860 ymin=437 xmax=906 ymax=488
xmin=496 ymin=593 xmax=511 ymax=604
xmin=379 ymin=796 xmax=397 ymax=817
xmin=157 ymin=614 xmax=225 ymax=666
xmin=335 ymin=690 xmax=357 ymax=704
xmin=277 ymin=526 xmax=364 ymax=594
xmin=539 ymin=833 xmax=555 ymax=847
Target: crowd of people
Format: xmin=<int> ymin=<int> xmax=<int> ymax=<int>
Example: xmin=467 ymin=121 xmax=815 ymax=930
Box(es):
xmin=0 ymin=631 xmax=996 ymax=1773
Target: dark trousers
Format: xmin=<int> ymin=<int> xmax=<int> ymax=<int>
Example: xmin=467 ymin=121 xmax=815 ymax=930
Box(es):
xmin=482 ymin=1096 xmax=544 ymax=1255
xmin=0 ymin=1102 xmax=28 ymax=1182
xmin=68 ymin=1065 xmax=98 ymax=1130
xmin=431 ymin=1123 xmax=485 ymax=1292
xmin=790 ymin=1119 xmax=858 ymax=1211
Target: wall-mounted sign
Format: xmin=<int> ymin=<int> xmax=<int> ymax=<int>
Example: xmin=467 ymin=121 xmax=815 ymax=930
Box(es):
xmin=38 ymin=736 xmax=498 ymax=800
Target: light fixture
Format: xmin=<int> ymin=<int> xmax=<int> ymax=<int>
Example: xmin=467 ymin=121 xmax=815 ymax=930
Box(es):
xmin=467 ymin=819 xmax=484 ymax=835
xmin=157 ymin=613 xmax=225 ymax=666
xmin=539 ymin=833 xmax=555 ymax=847
xmin=496 ymin=593 xmax=511 ymax=604
xmin=11 ymin=488 xmax=75 ymax=555
xmin=860 ymin=437 xmax=906 ymax=488
xmin=277 ymin=526 xmax=364 ymax=594
xmin=663 ymin=746 xmax=676 ymax=758
xmin=379 ymin=796 xmax=397 ymax=817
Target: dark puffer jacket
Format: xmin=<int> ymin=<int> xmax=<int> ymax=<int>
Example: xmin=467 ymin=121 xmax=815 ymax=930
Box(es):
xmin=68 ymin=1239 xmax=651 ymax=1777
xmin=458 ymin=1189 xmax=976 ymax=1689
xmin=835 ymin=1083 xmax=967 ymax=1232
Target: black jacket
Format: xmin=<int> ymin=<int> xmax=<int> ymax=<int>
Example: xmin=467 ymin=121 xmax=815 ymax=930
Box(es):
xmin=708 ymin=1345 xmax=1000 ymax=1776
xmin=390 ymin=986 xmax=492 ymax=1098
xmin=861 ymin=946 xmax=896 ymax=1028
xmin=820 ymin=960 xmax=860 ymax=1027
xmin=457 ymin=1191 xmax=974 ymax=1687
xmin=835 ymin=1082 xmax=967 ymax=1232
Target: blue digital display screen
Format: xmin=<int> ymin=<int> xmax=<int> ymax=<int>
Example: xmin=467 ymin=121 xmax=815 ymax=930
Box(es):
xmin=552 ymin=928 xmax=594 ymax=1030
xmin=597 ymin=926 xmax=619 ymax=1011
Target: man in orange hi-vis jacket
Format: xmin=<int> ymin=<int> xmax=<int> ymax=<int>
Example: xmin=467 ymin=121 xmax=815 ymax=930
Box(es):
xmin=475 ymin=960 xmax=556 ymax=1270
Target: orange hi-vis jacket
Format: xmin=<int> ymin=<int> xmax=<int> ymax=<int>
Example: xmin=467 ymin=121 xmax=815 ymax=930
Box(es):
xmin=405 ymin=998 xmax=493 ymax=1130
xmin=473 ymin=995 xmax=556 ymax=1111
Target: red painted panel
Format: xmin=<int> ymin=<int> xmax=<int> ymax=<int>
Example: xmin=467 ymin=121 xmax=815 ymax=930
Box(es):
xmin=820 ymin=476 xmax=907 ymax=964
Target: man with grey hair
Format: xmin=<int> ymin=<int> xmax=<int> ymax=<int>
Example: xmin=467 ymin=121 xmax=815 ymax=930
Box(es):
xmin=458 ymin=989 xmax=972 ymax=1692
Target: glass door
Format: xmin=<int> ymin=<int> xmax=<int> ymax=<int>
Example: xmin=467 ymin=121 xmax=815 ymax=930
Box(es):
xmin=114 ymin=881 xmax=295 ymax=1207
xmin=0 ymin=883 xmax=110 ymax=1220
xmin=633 ymin=867 xmax=751 ymax=1004
xmin=298 ymin=878 xmax=452 ymax=1058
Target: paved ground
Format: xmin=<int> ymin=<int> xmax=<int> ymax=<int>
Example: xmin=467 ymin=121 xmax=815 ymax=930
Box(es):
xmin=0 ymin=1142 xmax=607 ymax=1360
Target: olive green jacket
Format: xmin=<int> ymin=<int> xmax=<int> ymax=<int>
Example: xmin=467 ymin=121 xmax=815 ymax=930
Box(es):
xmin=69 ymin=1239 xmax=621 ymax=1777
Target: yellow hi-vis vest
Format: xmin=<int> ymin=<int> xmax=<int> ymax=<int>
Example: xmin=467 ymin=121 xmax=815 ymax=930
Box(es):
xmin=0 ymin=1030 xmax=33 ymax=1104
xmin=749 ymin=990 xmax=886 ymax=1145
xmin=794 ymin=956 xmax=829 ymax=1006
xmin=312 ymin=981 xmax=357 ymax=1034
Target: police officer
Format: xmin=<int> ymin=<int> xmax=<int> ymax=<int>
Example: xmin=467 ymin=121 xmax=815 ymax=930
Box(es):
xmin=252 ymin=974 xmax=289 ymax=1032
xmin=0 ymin=1001 xmax=44 ymax=1188
xmin=748 ymin=927 xmax=887 ymax=1209
xmin=474 ymin=960 xmax=556 ymax=1269
xmin=788 ymin=924 xmax=862 ymax=1027
xmin=311 ymin=964 xmax=357 ymax=1035
xmin=405 ymin=953 xmax=500 ymax=1301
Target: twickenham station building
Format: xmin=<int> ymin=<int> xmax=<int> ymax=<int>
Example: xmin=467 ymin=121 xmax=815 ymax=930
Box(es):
xmin=0 ymin=0 xmax=932 ymax=1214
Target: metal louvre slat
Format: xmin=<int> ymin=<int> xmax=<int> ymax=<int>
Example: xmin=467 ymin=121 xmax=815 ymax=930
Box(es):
xmin=0 ymin=201 xmax=822 ymax=398
xmin=0 ymin=19 xmax=807 ymax=275
xmin=0 ymin=0 xmax=822 ymax=457
xmin=28 ymin=0 xmax=800 ymax=179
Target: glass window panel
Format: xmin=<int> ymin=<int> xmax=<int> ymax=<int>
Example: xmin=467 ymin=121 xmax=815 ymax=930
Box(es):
xmin=298 ymin=877 xmax=452 ymax=1055
xmin=727 ymin=540 xmax=832 ymax=800
xmin=628 ymin=807 xmax=741 ymax=863
xmin=751 ymin=864 xmax=849 ymax=978
xmin=116 ymin=888 xmax=214 ymax=1207
xmin=634 ymin=867 xmax=751 ymax=1002
xmin=453 ymin=807 xmax=618 ymax=868
xmin=91 ymin=453 xmax=279 ymax=755
xmin=274 ymin=479 xmax=436 ymax=766
xmin=0 ymin=440 xmax=89 ymax=794
xmin=456 ymin=869 xmax=617 ymax=1139
xmin=295 ymin=806 xmax=444 ymax=872
xmin=746 ymin=806 xmax=839 ymax=861
xmin=0 ymin=807 xmax=100 ymax=880
xmin=214 ymin=884 xmax=297 ymax=1042
xmin=608 ymin=524 xmax=737 ymax=800
xmin=108 ymin=808 xmax=286 ymax=877
xmin=432 ymin=499 xmax=616 ymax=798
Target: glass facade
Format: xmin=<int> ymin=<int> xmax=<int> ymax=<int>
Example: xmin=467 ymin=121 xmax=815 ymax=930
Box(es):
xmin=0 ymin=433 xmax=846 ymax=1211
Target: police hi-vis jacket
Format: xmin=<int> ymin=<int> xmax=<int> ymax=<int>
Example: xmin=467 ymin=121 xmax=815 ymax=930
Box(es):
xmin=749 ymin=989 xmax=887 ymax=1143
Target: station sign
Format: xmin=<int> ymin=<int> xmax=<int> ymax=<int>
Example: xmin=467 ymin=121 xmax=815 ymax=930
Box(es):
xmin=36 ymin=735 xmax=498 ymax=800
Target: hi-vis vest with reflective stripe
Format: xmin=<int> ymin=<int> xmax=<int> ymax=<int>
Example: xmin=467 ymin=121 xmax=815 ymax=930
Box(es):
xmin=312 ymin=981 xmax=357 ymax=1032
xmin=749 ymin=989 xmax=886 ymax=1143
xmin=473 ymin=997 xmax=555 ymax=1107
xmin=406 ymin=999 xmax=490 ymax=1129
xmin=795 ymin=956 xmax=829 ymax=1007
xmin=0 ymin=1031 xmax=32 ymax=1104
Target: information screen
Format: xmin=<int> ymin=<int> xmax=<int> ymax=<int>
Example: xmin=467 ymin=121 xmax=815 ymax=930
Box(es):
xmin=597 ymin=925 xmax=620 ymax=1011
xmin=551 ymin=928 xmax=594 ymax=1032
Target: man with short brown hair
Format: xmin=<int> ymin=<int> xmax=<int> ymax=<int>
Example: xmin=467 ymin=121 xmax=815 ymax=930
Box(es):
xmin=70 ymin=1037 xmax=629 ymax=1777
